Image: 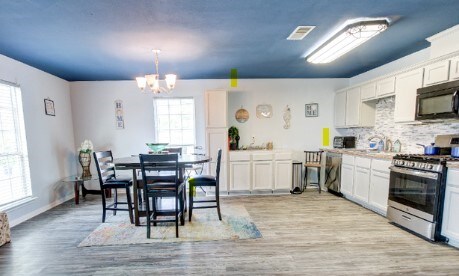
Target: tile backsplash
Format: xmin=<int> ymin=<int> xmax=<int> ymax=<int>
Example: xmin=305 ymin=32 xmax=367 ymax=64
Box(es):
xmin=338 ymin=96 xmax=459 ymax=153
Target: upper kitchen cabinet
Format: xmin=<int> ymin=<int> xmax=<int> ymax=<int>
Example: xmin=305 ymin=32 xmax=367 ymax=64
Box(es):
xmin=450 ymin=56 xmax=459 ymax=80
xmin=423 ymin=60 xmax=451 ymax=87
xmin=205 ymin=89 xmax=228 ymax=128
xmin=376 ymin=76 xmax=396 ymax=97
xmin=394 ymin=68 xmax=424 ymax=123
xmin=360 ymin=82 xmax=377 ymax=101
xmin=335 ymin=88 xmax=375 ymax=128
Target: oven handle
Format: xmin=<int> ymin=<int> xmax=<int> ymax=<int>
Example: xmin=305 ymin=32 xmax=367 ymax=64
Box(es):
xmin=389 ymin=166 xmax=439 ymax=180
xmin=453 ymin=90 xmax=459 ymax=114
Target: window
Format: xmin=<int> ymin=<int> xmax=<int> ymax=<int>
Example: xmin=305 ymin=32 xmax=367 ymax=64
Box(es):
xmin=153 ymin=98 xmax=196 ymax=148
xmin=0 ymin=81 xmax=32 ymax=208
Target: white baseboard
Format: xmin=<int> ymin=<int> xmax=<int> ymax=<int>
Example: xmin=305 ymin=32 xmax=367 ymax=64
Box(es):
xmin=9 ymin=193 xmax=75 ymax=228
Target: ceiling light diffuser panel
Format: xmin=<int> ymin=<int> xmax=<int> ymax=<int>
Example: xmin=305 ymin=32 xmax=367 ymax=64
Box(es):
xmin=307 ymin=19 xmax=389 ymax=64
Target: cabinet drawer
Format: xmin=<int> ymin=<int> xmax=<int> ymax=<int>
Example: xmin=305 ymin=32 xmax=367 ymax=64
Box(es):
xmin=371 ymin=159 xmax=391 ymax=173
xmin=229 ymin=152 xmax=251 ymax=161
xmin=275 ymin=152 xmax=292 ymax=160
xmin=342 ymin=154 xmax=355 ymax=165
xmin=252 ymin=153 xmax=274 ymax=161
xmin=355 ymin=157 xmax=371 ymax=169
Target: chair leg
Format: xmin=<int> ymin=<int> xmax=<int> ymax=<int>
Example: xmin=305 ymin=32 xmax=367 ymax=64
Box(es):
xmin=113 ymin=189 xmax=118 ymax=216
xmin=188 ymin=184 xmax=193 ymax=222
xmin=152 ymin=197 xmax=157 ymax=227
xmin=317 ymin=168 xmax=321 ymax=194
xmin=184 ymin=182 xmax=187 ymax=213
xmin=145 ymin=191 xmax=151 ymax=239
xmin=180 ymin=190 xmax=185 ymax=225
xmin=216 ymin=186 xmax=222 ymax=221
xmin=101 ymin=188 xmax=107 ymax=223
xmin=175 ymin=192 xmax=179 ymax=238
xmin=126 ymin=186 xmax=134 ymax=224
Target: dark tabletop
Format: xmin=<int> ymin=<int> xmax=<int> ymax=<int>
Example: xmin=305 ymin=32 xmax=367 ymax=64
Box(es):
xmin=114 ymin=154 xmax=212 ymax=169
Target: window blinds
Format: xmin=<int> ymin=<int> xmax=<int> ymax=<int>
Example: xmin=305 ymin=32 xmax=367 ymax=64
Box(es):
xmin=0 ymin=82 xmax=32 ymax=208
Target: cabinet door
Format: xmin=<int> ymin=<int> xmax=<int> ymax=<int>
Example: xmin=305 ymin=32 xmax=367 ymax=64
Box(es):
xmin=450 ymin=57 xmax=459 ymax=80
xmin=361 ymin=82 xmax=376 ymax=101
xmin=209 ymin=161 xmax=228 ymax=193
xmin=340 ymin=163 xmax=354 ymax=197
xmin=376 ymin=76 xmax=396 ymax=97
xmin=334 ymin=91 xmax=347 ymax=127
xmin=442 ymin=185 xmax=459 ymax=242
xmin=274 ymin=160 xmax=292 ymax=190
xmin=206 ymin=128 xmax=228 ymax=190
xmin=394 ymin=68 xmax=424 ymax=123
xmin=252 ymin=161 xmax=273 ymax=190
xmin=345 ymin=87 xmax=361 ymax=126
xmin=423 ymin=60 xmax=450 ymax=86
xmin=205 ymin=90 xmax=227 ymax=128
xmin=369 ymin=170 xmax=390 ymax=215
xmin=353 ymin=167 xmax=370 ymax=204
xmin=229 ymin=162 xmax=251 ymax=191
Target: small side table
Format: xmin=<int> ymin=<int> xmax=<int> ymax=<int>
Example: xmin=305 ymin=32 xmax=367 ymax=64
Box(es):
xmin=61 ymin=175 xmax=105 ymax=204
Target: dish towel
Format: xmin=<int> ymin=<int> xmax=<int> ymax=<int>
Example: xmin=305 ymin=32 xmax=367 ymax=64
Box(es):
xmin=0 ymin=212 xmax=11 ymax=246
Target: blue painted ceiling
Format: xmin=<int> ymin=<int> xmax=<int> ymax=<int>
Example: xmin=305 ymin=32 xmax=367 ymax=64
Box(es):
xmin=0 ymin=0 xmax=459 ymax=81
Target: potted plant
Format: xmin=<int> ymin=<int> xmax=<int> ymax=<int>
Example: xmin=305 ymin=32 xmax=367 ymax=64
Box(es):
xmin=228 ymin=126 xmax=239 ymax=150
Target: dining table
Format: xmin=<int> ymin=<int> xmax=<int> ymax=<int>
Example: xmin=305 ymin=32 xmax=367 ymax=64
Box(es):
xmin=114 ymin=154 xmax=212 ymax=226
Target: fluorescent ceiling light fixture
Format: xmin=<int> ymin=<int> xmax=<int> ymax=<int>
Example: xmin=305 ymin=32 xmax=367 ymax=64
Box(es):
xmin=306 ymin=19 xmax=389 ymax=64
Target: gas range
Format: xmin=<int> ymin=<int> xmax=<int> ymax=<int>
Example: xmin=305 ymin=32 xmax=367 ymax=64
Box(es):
xmin=392 ymin=154 xmax=459 ymax=173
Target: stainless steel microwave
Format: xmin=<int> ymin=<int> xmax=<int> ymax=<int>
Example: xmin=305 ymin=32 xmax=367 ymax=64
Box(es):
xmin=415 ymin=80 xmax=459 ymax=120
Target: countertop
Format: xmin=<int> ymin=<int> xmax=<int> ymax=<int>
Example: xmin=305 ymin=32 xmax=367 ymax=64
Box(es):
xmin=321 ymin=148 xmax=397 ymax=160
xmin=447 ymin=162 xmax=459 ymax=169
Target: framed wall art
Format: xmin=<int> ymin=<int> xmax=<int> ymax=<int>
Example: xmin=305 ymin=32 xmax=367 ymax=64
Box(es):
xmin=305 ymin=103 xmax=318 ymax=117
xmin=44 ymin=98 xmax=55 ymax=116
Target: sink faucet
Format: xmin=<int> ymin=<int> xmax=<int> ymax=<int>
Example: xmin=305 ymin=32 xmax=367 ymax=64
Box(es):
xmin=368 ymin=134 xmax=386 ymax=151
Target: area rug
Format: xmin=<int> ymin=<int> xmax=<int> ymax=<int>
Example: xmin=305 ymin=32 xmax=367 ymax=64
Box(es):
xmin=78 ymin=205 xmax=262 ymax=247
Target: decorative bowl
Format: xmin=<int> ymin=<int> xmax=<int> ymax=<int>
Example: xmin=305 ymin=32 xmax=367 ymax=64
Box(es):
xmin=146 ymin=143 xmax=168 ymax=153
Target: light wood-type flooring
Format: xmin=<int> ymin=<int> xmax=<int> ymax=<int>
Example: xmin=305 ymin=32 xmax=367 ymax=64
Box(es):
xmin=2 ymin=190 xmax=459 ymax=275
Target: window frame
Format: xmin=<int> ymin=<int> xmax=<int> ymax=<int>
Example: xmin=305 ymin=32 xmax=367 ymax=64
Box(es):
xmin=153 ymin=97 xmax=196 ymax=150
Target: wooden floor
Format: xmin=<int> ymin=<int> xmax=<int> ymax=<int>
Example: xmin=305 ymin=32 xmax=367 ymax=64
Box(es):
xmin=2 ymin=191 xmax=459 ymax=275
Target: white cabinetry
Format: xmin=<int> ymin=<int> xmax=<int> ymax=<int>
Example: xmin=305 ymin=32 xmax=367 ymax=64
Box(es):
xmin=334 ymin=91 xmax=347 ymax=127
xmin=229 ymin=152 xmax=251 ymax=191
xmin=368 ymin=159 xmax=391 ymax=215
xmin=274 ymin=152 xmax=293 ymax=190
xmin=205 ymin=89 xmax=228 ymax=192
xmin=376 ymin=76 xmax=396 ymax=97
xmin=394 ymin=68 xmax=424 ymax=123
xmin=360 ymin=82 xmax=376 ymax=101
xmin=442 ymin=169 xmax=459 ymax=247
xmin=353 ymin=157 xmax=371 ymax=204
xmin=450 ymin=56 xmax=459 ymax=80
xmin=340 ymin=154 xmax=355 ymax=197
xmin=345 ymin=87 xmax=361 ymax=126
xmin=423 ymin=60 xmax=451 ymax=86
xmin=252 ymin=153 xmax=274 ymax=190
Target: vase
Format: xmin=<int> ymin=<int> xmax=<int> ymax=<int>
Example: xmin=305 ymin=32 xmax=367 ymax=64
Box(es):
xmin=78 ymin=152 xmax=91 ymax=178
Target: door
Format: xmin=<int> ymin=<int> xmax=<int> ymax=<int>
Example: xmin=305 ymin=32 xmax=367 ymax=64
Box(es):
xmin=274 ymin=160 xmax=292 ymax=190
xmin=230 ymin=161 xmax=251 ymax=191
xmin=353 ymin=167 xmax=371 ymax=204
xmin=450 ymin=57 xmax=459 ymax=80
xmin=205 ymin=90 xmax=227 ymax=128
xmin=441 ymin=185 xmax=459 ymax=241
xmin=334 ymin=91 xmax=347 ymax=127
xmin=252 ymin=161 xmax=273 ymax=190
xmin=341 ymin=163 xmax=354 ymax=197
xmin=361 ymin=82 xmax=376 ymax=101
xmin=423 ymin=60 xmax=450 ymax=86
xmin=376 ymin=76 xmax=396 ymax=97
xmin=369 ymin=170 xmax=390 ymax=214
xmin=345 ymin=87 xmax=361 ymax=126
xmin=206 ymin=128 xmax=228 ymax=190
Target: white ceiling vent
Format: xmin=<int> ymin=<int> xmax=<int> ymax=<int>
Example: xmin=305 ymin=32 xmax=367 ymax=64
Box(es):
xmin=287 ymin=26 xmax=315 ymax=40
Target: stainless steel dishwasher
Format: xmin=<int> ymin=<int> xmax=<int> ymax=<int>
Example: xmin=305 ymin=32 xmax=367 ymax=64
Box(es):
xmin=325 ymin=152 xmax=342 ymax=196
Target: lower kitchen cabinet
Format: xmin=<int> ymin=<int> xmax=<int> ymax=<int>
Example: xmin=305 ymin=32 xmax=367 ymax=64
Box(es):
xmin=274 ymin=160 xmax=292 ymax=190
xmin=252 ymin=161 xmax=273 ymax=190
xmin=340 ymin=154 xmax=391 ymax=217
xmin=368 ymin=159 xmax=391 ymax=215
xmin=353 ymin=157 xmax=371 ymax=204
xmin=229 ymin=161 xmax=251 ymax=191
xmin=442 ymin=169 xmax=459 ymax=247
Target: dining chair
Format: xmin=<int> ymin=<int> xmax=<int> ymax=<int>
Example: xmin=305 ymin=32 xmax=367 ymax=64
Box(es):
xmin=303 ymin=151 xmax=323 ymax=193
xmin=93 ymin=150 xmax=134 ymax=223
xmin=303 ymin=150 xmax=323 ymax=194
xmin=188 ymin=149 xmax=222 ymax=222
xmin=139 ymin=153 xmax=185 ymax=238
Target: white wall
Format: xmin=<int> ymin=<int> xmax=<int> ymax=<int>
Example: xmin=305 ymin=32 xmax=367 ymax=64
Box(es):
xmin=70 ymin=78 xmax=347 ymax=173
xmin=0 ymin=54 xmax=76 ymax=226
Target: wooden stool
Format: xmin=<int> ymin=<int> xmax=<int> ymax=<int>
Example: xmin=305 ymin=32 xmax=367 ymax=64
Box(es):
xmin=303 ymin=151 xmax=323 ymax=193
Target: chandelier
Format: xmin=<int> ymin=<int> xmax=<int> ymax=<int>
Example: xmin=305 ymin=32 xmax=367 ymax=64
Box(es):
xmin=135 ymin=50 xmax=177 ymax=94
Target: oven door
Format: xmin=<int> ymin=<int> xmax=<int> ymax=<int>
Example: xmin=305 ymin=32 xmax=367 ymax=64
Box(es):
xmin=415 ymin=87 xmax=459 ymax=120
xmin=388 ymin=166 xmax=441 ymax=222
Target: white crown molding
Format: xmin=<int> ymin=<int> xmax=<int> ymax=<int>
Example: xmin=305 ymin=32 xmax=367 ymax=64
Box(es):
xmin=426 ymin=24 xmax=459 ymax=42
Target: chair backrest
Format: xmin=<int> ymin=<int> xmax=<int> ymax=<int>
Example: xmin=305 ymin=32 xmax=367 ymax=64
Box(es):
xmin=304 ymin=151 xmax=323 ymax=164
xmin=139 ymin=153 xmax=179 ymax=189
xmin=93 ymin=150 xmax=116 ymax=188
xmin=215 ymin=149 xmax=222 ymax=191
xmin=164 ymin=147 xmax=182 ymax=156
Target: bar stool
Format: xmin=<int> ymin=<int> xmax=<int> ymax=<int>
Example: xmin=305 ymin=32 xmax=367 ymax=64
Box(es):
xmin=303 ymin=151 xmax=323 ymax=193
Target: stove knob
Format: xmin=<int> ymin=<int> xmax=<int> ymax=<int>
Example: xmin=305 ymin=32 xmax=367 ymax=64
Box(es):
xmin=428 ymin=164 xmax=434 ymax=170
xmin=399 ymin=161 xmax=405 ymax=165
xmin=410 ymin=162 xmax=416 ymax=167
